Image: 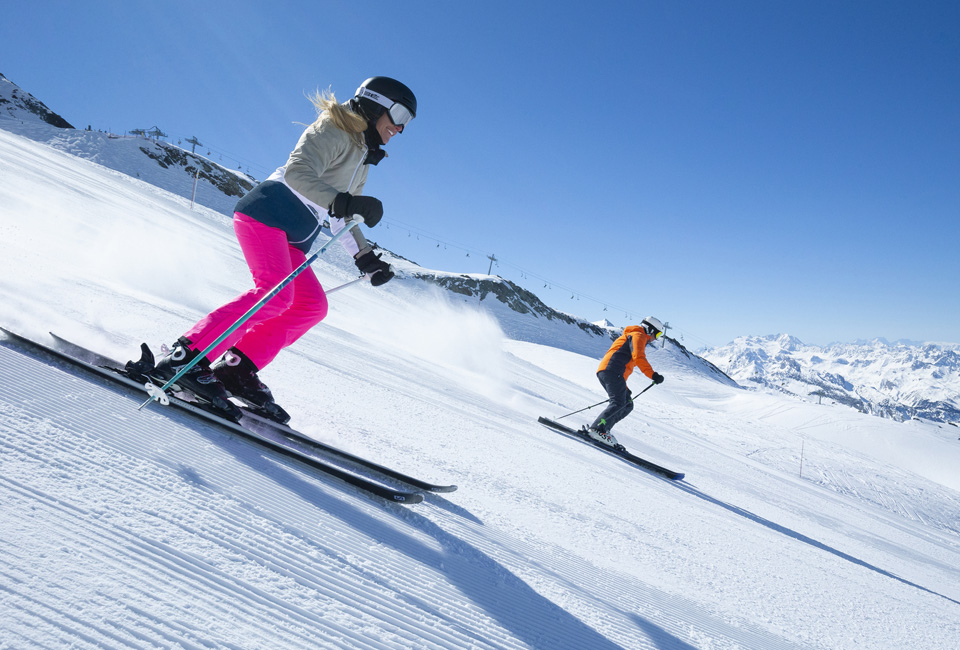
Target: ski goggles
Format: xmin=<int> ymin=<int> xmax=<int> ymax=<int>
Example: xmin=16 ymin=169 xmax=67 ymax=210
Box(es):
xmin=356 ymin=87 xmax=415 ymax=130
xmin=644 ymin=325 xmax=663 ymax=339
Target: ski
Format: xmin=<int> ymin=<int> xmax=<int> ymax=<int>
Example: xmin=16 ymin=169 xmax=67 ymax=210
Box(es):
xmin=47 ymin=333 xmax=457 ymax=495
xmin=1 ymin=328 xmax=427 ymax=504
xmin=537 ymin=416 xmax=685 ymax=480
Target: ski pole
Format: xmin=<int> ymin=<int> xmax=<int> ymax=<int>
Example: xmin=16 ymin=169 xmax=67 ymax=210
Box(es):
xmin=139 ymin=218 xmax=363 ymax=410
xmin=556 ymin=397 xmax=611 ymax=420
xmin=631 ymin=381 xmax=657 ymax=402
xmin=558 ymin=380 xmax=657 ymax=422
xmin=324 ymin=275 xmax=367 ymax=295
xmin=596 ymin=380 xmax=657 ymax=424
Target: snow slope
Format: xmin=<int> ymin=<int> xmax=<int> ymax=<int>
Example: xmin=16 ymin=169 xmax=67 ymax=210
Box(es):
xmin=2 ymin=128 xmax=960 ymax=649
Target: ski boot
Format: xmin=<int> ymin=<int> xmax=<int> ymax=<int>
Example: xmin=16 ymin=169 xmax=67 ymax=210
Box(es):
xmin=582 ymin=423 xmax=620 ymax=448
xmin=151 ymin=338 xmax=242 ymax=421
xmin=212 ymin=348 xmax=291 ymax=425
xmin=123 ymin=343 xmax=157 ymax=383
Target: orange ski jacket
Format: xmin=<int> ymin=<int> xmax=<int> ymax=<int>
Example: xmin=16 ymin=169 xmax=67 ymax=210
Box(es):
xmin=597 ymin=325 xmax=656 ymax=381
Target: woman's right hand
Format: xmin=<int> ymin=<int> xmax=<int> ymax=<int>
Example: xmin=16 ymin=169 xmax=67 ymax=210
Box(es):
xmin=331 ymin=192 xmax=383 ymax=227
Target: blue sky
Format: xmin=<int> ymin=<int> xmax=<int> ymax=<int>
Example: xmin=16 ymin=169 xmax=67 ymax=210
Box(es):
xmin=3 ymin=1 xmax=958 ymax=347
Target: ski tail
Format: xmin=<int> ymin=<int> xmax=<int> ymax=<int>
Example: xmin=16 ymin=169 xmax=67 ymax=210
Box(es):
xmin=47 ymin=332 xmax=457 ymax=493
xmin=2 ymin=328 xmax=425 ymax=504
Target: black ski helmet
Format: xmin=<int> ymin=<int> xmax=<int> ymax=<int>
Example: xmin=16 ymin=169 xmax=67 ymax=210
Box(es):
xmin=354 ymin=77 xmax=417 ymax=125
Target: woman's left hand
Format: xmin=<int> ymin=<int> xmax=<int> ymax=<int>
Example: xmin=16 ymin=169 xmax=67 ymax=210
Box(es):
xmin=355 ymin=250 xmax=394 ymax=286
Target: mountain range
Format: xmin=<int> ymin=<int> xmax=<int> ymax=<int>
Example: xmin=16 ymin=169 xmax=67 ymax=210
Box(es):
xmin=700 ymin=334 xmax=960 ymax=424
xmin=2 ymin=72 xmax=956 ymax=426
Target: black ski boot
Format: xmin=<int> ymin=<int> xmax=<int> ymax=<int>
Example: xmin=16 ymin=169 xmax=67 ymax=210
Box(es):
xmin=152 ymin=338 xmax=242 ymax=420
xmin=212 ymin=348 xmax=290 ymax=425
xmin=123 ymin=343 xmax=156 ymax=382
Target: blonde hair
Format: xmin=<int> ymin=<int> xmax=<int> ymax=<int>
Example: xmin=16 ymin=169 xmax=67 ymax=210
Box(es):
xmin=307 ymin=87 xmax=367 ymax=134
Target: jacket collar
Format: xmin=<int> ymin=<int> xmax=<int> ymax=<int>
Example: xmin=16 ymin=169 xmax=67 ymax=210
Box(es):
xmin=363 ymin=121 xmax=386 ymax=165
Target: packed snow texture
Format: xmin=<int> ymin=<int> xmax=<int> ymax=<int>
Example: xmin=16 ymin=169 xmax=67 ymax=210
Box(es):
xmin=2 ymin=127 xmax=960 ymax=649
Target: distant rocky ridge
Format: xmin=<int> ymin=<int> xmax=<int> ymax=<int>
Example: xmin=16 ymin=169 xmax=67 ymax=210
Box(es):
xmin=136 ymin=139 xmax=254 ymax=200
xmin=398 ymin=267 xmax=741 ymax=383
xmin=0 ymin=73 xmax=253 ymax=215
xmin=0 ymin=72 xmax=73 ymax=128
xmin=413 ymin=271 xmax=613 ymax=338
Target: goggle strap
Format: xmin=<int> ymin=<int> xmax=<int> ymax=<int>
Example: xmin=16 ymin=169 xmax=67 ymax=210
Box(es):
xmin=357 ymin=87 xmax=413 ymax=127
xmin=357 ymin=87 xmax=393 ymax=110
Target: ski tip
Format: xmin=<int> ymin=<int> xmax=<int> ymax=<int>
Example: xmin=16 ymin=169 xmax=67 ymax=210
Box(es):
xmin=672 ymin=473 xmax=685 ymax=481
xmin=0 ymin=326 xmax=29 ymax=342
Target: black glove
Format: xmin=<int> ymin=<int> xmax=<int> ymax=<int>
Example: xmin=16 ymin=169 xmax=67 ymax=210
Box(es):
xmin=651 ymin=372 xmax=665 ymax=385
xmin=331 ymin=192 xmax=383 ymax=227
xmin=355 ymin=250 xmax=394 ymax=286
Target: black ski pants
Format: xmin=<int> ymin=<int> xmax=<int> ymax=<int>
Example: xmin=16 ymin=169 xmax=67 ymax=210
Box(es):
xmin=590 ymin=369 xmax=633 ymax=433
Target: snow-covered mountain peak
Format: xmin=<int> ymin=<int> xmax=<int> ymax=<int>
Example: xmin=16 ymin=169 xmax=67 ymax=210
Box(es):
xmin=0 ymin=72 xmax=73 ymax=127
xmin=702 ymin=334 xmax=960 ymax=423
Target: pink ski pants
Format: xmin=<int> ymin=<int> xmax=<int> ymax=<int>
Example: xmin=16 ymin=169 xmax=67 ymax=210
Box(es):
xmin=182 ymin=212 xmax=328 ymax=369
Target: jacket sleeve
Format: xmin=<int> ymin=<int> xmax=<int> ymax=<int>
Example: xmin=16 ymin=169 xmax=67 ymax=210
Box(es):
xmin=632 ymin=331 xmax=655 ymax=379
xmin=329 ymin=217 xmax=370 ymax=257
xmin=283 ymin=125 xmax=370 ymax=257
xmin=282 ymin=124 xmax=348 ymax=211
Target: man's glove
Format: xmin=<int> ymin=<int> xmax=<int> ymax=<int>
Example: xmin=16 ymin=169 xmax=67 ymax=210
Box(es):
xmin=355 ymin=250 xmax=394 ymax=286
xmin=331 ymin=192 xmax=383 ymax=227
xmin=651 ymin=372 xmax=665 ymax=385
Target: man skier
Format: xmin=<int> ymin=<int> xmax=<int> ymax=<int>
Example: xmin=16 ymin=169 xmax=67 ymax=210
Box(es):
xmin=583 ymin=316 xmax=666 ymax=447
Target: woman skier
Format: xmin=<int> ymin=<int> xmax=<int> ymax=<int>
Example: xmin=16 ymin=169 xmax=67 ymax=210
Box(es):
xmin=147 ymin=77 xmax=417 ymax=423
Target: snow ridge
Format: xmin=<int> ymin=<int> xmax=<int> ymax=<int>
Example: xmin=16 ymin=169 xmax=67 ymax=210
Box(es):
xmin=0 ymin=72 xmax=73 ymax=128
xmin=0 ymin=73 xmax=254 ymax=215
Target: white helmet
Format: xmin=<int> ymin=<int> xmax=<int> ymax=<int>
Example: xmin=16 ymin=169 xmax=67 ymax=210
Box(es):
xmin=641 ymin=316 xmax=665 ymax=339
